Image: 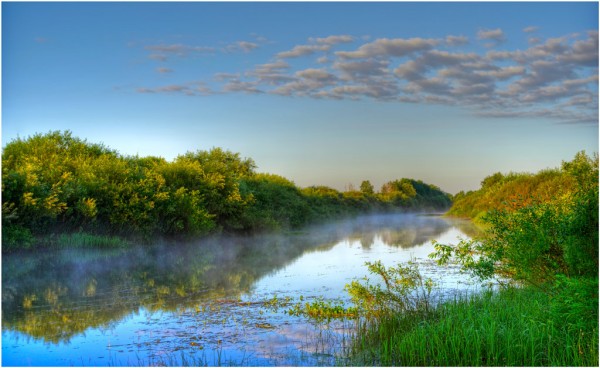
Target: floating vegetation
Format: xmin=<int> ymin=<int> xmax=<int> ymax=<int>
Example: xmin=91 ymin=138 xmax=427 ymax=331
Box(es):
xmin=254 ymin=322 xmax=275 ymax=329
xmin=287 ymin=298 xmax=359 ymax=321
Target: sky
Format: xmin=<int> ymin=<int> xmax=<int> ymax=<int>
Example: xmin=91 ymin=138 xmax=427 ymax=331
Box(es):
xmin=2 ymin=1 xmax=598 ymax=194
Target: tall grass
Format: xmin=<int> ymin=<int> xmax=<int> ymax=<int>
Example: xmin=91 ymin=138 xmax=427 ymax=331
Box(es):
xmin=53 ymin=232 xmax=130 ymax=249
xmin=348 ymin=286 xmax=598 ymax=366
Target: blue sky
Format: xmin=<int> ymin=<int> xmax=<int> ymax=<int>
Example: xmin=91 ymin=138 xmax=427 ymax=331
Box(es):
xmin=2 ymin=2 xmax=598 ymax=193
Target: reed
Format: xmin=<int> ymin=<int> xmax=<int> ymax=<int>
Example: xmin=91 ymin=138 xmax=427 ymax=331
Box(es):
xmin=348 ymin=286 xmax=598 ymax=366
xmin=53 ymin=232 xmax=130 ymax=249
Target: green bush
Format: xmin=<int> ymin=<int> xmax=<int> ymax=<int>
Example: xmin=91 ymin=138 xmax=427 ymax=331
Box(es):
xmin=549 ymin=275 xmax=599 ymax=333
xmin=239 ymin=174 xmax=312 ymax=231
xmin=438 ymin=151 xmax=598 ymax=284
xmin=2 ymin=225 xmax=35 ymax=251
xmin=345 ymin=260 xmax=436 ymax=319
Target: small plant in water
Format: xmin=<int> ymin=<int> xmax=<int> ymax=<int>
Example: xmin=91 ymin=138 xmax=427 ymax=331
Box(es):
xmin=345 ymin=260 xmax=436 ymax=319
xmin=287 ymin=297 xmax=358 ymax=322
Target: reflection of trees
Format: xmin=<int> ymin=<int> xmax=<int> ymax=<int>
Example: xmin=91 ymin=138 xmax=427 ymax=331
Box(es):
xmin=2 ymin=214 xmax=469 ymax=343
xmin=340 ymin=214 xmax=453 ymax=249
xmin=2 ymin=233 xmax=340 ymax=343
xmin=447 ymin=218 xmax=483 ymax=239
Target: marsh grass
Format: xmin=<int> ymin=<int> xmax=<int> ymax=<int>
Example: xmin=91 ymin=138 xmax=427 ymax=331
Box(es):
xmin=49 ymin=232 xmax=130 ymax=249
xmin=348 ymin=286 xmax=598 ymax=366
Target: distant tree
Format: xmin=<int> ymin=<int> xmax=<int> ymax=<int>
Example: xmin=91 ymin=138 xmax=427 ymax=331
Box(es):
xmin=360 ymin=180 xmax=375 ymax=195
xmin=481 ymin=172 xmax=504 ymax=189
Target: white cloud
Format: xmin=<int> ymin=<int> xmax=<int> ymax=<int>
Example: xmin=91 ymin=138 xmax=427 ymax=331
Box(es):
xmin=249 ymin=61 xmax=295 ymax=85
xmin=222 ymin=80 xmax=263 ymax=94
xmin=317 ymin=56 xmax=330 ymax=64
xmin=276 ymin=44 xmax=330 ymax=59
xmin=421 ymin=50 xmax=479 ymax=66
xmin=255 ymin=61 xmax=290 ymax=72
xmin=475 ymin=66 xmax=525 ymax=79
xmin=214 ymin=72 xmax=241 ymax=81
xmin=137 ymin=83 xmax=213 ymax=96
xmin=477 ymin=28 xmax=506 ymax=43
xmin=275 ymin=35 xmax=355 ymax=59
xmin=311 ymin=35 xmax=354 ymax=45
xmin=445 ymin=35 xmax=469 ymax=46
xmin=326 ymin=82 xmax=399 ymax=100
xmin=225 ymin=41 xmax=259 ymax=53
xmin=148 ymin=53 xmax=168 ymax=62
xmin=145 ymin=43 xmax=215 ymax=57
xmin=335 ymin=59 xmax=390 ymax=80
xmin=137 ymin=30 xmax=598 ymax=125
xmin=404 ymin=77 xmax=451 ymax=95
xmin=295 ymin=68 xmax=337 ymax=82
xmin=394 ymin=60 xmax=424 ymax=80
xmin=336 ymin=37 xmax=439 ymax=59
xmin=558 ymin=30 xmax=598 ymax=66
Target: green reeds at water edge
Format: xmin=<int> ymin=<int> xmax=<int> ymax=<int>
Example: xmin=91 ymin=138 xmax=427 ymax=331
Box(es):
xmin=348 ymin=285 xmax=598 ymax=367
xmin=44 ymin=232 xmax=131 ymax=249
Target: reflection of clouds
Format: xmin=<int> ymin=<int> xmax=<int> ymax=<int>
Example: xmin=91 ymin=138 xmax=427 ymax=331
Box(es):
xmin=246 ymin=318 xmax=354 ymax=365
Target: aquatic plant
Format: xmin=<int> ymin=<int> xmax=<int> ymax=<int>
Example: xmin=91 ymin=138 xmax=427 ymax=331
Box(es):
xmin=286 ymin=297 xmax=358 ymax=322
xmin=345 ymin=260 xmax=436 ymax=319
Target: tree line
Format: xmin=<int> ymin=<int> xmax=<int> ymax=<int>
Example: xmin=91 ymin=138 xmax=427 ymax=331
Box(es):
xmin=2 ymin=131 xmax=452 ymax=251
xmin=444 ymin=150 xmax=598 ymax=281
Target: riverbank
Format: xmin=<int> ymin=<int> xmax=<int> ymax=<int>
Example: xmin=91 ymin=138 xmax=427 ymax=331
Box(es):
xmin=347 ymin=281 xmax=598 ymax=366
xmin=346 ymin=151 xmax=598 ymax=366
xmin=2 ymin=131 xmax=452 ymax=253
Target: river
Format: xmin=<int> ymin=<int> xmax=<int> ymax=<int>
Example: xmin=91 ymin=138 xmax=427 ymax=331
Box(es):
xmin=2 ymin=213 xmax=483 ymax=366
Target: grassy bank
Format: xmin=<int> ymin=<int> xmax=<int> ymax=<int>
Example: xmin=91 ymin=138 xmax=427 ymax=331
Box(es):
xmin=346 ymin=151 xmax=598 ymax=366
xmin=348 ymin=282 xmax=598 ymax=366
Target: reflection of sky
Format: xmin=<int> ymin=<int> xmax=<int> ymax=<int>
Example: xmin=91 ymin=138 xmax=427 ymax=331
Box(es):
xmin=3 ymin=216 xmax=483 ymax=366
xmin=249 ymin=226 xmax=470 ymax=301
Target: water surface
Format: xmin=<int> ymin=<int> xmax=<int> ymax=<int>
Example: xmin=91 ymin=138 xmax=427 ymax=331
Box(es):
xmin=2 ymin=213 xmax=482 ymax=366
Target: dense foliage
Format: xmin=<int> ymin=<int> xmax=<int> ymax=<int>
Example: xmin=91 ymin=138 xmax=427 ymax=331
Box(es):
xmin=2 ymin=131 xmax=452 ymax=251
xmin=347 ymin=151 xmax=598 ymax=366
xmin=438 ymin=151 xmax=598 ymax=284
xmin=447 ymin=155 xmax=588 ymax=222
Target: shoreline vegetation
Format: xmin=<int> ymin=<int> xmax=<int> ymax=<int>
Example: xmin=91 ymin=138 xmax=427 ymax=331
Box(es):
xmin=2 ymin=131 xmax=598 ymax=366
xmin=2 ymin=131 xmax=452 ymax=252
xmin=343 ymin=150 xmax=598 ymax=366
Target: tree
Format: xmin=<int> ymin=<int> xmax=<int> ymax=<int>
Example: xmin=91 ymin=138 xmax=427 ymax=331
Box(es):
xmin=360 ymin=180 xmax=375 ymax=195
xmin=433 ymin=151 xmax=599 ymax=285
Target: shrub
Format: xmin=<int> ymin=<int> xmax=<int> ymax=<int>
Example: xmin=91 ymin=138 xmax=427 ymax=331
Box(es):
xmin=2 ymin=225 xmax=35 ymax=251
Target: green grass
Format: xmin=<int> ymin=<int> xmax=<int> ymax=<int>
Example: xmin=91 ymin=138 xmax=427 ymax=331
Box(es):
xmin=52 ymin=232 xmax=130 ymax=249
xmin=348 ymin=285 xmax=598 ymax=366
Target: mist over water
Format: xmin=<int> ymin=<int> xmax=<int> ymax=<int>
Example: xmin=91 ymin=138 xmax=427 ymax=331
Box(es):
xmin=2 ymin=213 xmax=482 ymax=366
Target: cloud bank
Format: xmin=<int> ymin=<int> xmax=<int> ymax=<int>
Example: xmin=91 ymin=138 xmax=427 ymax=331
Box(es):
xmin=137 ymin=30 xmax=599 ymax=124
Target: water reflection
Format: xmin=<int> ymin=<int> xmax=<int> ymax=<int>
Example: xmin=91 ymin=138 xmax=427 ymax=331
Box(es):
xmin=2 ymin=213 xmax=478 ymax=363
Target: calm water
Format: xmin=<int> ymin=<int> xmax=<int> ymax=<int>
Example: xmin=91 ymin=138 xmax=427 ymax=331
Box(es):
xmin=2 ymin=213 xmax=483 ymax=366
